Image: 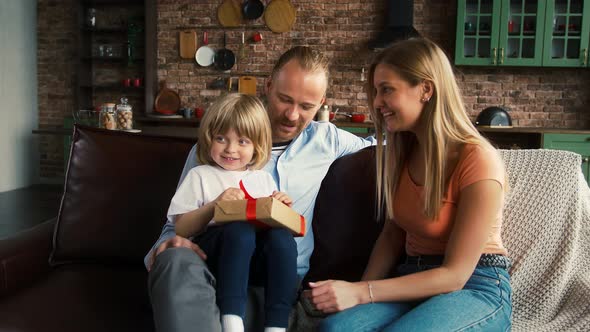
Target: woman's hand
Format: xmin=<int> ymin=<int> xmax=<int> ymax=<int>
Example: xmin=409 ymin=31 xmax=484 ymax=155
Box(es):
xmin=271 ymin=190 xmax=293 ymax=207
xmin=307 ymin=280 xmax=365 ymax=313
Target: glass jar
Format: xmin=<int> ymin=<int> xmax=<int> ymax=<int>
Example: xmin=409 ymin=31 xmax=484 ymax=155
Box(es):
xmin=317 ymin=105 xmax=330 ymax=122
xmin=116 ymin=97 xmax=133 ymax=130
xmin=99 ymin=103 xmax=117 ymax=130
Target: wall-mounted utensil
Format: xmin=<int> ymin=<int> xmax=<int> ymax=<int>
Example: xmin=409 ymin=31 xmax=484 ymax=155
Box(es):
xmin=243 ymin=0 xmax=264 ymax=20
xmin=214 ymin=32 xmax=236 ymax=71
xmin=195 ymin=31 xmax=215 ymax=67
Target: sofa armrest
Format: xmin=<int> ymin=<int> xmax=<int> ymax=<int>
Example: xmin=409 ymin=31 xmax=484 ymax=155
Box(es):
xmin=0 ymin=218 xmax=55 ymax=297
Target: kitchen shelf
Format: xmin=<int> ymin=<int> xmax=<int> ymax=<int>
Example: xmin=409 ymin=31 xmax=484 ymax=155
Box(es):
xmin=81 ymin=27 xmax=127 ymax=33
xmin=177 ymin=25 xmax=267 ymax=30
xmin=76 ymin=0 xmax=154 ymax=113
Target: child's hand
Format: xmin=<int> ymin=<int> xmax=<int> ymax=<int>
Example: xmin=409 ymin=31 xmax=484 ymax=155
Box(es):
xmin=216 ymin=187 xmax=245 ymax=202
xmin=272 ymin=191 xmax=293 ymax=207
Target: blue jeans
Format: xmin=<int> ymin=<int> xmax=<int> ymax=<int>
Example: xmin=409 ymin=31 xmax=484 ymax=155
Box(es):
xmin=196 ymin=222 xmax=298 ymax=328
xmin=318 ymin=263 xmax=512 ymax=332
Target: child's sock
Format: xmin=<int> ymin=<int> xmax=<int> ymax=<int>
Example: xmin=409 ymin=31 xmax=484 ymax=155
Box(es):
xmin=264 ymin=328 xmax=286 ymax=332
xmin=221 ymin=314 xmax=244 ymax=332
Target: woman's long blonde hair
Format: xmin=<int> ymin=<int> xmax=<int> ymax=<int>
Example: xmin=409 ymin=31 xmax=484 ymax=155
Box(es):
xmin=197 ymin=93 xmax=272 ymax=170
xmin=367 ymin=38 xmax=496 ymax=220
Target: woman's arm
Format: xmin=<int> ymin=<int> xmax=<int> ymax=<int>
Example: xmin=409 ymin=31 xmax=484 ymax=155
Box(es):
xmin=362 ymin=219 xmax=405 ymax=281
xmin=175 ymin=187 xmax=245 ymax=238
xmin=309 ymin=179 xmax=503 ymax=313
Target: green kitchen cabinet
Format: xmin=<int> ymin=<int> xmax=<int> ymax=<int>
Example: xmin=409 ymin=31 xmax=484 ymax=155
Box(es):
xmin=543 ymin=133 xmax=590 ymax=184
xmin=543 ymin=0 xmax=590 ymax=67
xmin=455 ymin=0 xmax=590 ymax=67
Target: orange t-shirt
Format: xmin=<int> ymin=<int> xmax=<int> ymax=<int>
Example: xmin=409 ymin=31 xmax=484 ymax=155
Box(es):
xmin=393 ymin=144 xmax=508 ymax=256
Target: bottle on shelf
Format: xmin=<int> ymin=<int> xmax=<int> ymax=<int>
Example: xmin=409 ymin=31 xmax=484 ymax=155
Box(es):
xmin=318 ymin=105 xmax=330 ymax=122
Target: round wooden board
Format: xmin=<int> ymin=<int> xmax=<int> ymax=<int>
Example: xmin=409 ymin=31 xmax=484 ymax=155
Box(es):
xmin=264 ymin=0 xmax=296 ymax=33
xmin=218 ymin=0 xmax=243 ymax=27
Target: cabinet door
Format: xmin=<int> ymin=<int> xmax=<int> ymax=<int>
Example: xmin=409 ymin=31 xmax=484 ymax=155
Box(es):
xmin=543 ymin=133 xmax=590 ymax=184
xmin=456 ymin=0 xmax=502 ymax=65
xmin=542 ymin=0 xmax=590 ymax=66
xmin=498 ymin=0 xmax=546 ymax=66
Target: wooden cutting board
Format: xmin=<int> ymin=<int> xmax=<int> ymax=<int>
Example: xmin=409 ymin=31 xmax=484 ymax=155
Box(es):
xmin=218 ymin=0 xmax=243 ymax=27
xmin=264 ymin=0 xmax=296 ymax=33
xmin=238 ymin=76 xmax=257 ymax=95
xmin=179 ymin=30 xmax=197 ymax=59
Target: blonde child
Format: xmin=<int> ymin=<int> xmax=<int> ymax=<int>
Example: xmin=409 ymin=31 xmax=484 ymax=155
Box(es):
xmin=167 ymin=93 xmax=297 ymax=332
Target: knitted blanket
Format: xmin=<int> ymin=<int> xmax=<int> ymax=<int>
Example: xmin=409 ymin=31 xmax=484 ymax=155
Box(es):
xmin=500 ymin=149 xmax=590 ymax=332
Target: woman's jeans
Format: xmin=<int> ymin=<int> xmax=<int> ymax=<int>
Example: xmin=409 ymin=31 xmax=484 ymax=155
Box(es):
xmin=195 ymin=222 xmax=298 ymax=328
xmin=319 ymin=263 xmax=512 ymax=332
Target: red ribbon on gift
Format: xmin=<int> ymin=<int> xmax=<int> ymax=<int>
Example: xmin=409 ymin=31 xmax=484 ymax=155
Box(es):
xmin=240 ymin=181 xmax=271 ymax=230
xmin=239 ymin=180 xmax=305 ymax=236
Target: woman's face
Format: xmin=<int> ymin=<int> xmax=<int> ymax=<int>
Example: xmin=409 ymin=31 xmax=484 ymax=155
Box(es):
xmin=372 ymin=63 xmax=426 ymax=134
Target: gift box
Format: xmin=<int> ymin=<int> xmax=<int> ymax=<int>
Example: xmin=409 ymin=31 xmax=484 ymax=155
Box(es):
xmin=214 ymin=197 xmax=306 ymax=237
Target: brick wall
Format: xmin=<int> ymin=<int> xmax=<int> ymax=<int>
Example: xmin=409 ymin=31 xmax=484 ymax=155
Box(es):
xmin=37 ymin=0 xmax=78 ymax=179
xmin=37 ymin=0 xmax=590 ymax=178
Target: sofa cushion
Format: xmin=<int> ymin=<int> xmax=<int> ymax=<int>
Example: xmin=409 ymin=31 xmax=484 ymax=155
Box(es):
xmin=50 ymin=125 xmax=195 ymax=265
xmin=0 ymin=264 xmax=153 ymax=332
xmin=303 ymin=146 xmax=384 ymax=285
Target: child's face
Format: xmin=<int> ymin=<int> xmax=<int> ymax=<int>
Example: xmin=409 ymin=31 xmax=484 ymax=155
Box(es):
xmin=210 ymin=128 xmax=255 ymax=171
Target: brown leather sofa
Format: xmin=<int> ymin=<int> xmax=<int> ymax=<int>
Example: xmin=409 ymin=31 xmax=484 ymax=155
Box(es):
xmin=0 ymin=125 xmax=382 ymax=332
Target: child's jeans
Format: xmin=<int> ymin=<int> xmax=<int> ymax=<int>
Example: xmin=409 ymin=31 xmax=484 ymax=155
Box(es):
xmin=195 ymin=222 xmax=298 ymax=328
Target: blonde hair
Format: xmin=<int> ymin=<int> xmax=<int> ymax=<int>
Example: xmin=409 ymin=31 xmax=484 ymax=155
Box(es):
xmin=271 ymin=46 xmax=330 ymax=86
xmin=367 ymin=38 xmax=497 ymax=220
xmin=197 ymin=93 xmax=272 ymax=170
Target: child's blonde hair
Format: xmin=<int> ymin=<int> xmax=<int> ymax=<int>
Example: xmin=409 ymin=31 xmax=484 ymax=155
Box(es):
xmin=197 ymin=93 xmax=272 ymax=170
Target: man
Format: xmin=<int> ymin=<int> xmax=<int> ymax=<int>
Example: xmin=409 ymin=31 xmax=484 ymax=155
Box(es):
xmin=146 ymin=46 xmax=375 ymax=332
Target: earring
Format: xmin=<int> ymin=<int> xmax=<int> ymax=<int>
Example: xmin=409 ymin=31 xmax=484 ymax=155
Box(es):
xmin=421 ymin=96 xmax=431 ymax=103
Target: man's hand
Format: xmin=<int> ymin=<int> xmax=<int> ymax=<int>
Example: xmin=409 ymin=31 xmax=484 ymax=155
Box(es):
xmin=147 ymin=235 xmax=207 ymax=271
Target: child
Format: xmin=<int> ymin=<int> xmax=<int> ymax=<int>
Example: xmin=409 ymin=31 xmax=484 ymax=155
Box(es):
xmin=167 ymin=93 xmax=298 ymax=332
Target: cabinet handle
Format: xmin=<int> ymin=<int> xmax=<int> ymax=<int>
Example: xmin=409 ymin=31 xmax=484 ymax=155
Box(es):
xmin=583 ymin=157 xmax=589 ymax=163
xmin=492 ymin=48 xmax=497 ymax=65
xmin=584 ymin=49 xmax=588 ymax=66
xmin=499 ymin=48 xmax=504 ymax=64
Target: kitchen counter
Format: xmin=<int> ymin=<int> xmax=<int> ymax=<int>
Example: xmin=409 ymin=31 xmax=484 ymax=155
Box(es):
xmin=477 ymin=127 xmax=590 ymax=134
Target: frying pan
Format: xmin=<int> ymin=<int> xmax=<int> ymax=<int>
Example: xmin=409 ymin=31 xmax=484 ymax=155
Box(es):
xmin=243 ymin=0 xmax=264 ymax=20
xmin=154 ymin=81 xmax=181 ymax=115
xmin=195 ymin=31 xmax=215 ymax=67
xmin=215 ymin=32 xmax=236 ymax=71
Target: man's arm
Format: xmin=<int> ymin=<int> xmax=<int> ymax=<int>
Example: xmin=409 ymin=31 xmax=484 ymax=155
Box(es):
xmin=334 ymin=126 xmax=377 ymax=158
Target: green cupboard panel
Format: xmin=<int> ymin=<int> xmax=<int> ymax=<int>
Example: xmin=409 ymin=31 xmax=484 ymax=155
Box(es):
xmin=542 ymin=0 xmax=590 ymax=67
xmin=543 ymin=133 xmax=590 ymax=184
xmin=456 ymin=0 xmax=590 ymax=67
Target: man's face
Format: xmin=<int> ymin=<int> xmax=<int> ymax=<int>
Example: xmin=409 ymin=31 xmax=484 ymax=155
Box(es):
xmin=265 ymin=60 xmax=327 ymax=143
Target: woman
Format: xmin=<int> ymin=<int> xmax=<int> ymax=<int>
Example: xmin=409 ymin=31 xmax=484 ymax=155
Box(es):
xmin=308 ymin=38 xmax=512 ymax=331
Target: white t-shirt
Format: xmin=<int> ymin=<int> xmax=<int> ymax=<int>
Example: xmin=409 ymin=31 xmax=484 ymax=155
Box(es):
xmin=167 ymin=164 xmax=277 ymax=227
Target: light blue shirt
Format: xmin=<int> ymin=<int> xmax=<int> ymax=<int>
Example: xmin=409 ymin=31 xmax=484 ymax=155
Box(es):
xmin=145 ymin=121 xmax=375 ymax=278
